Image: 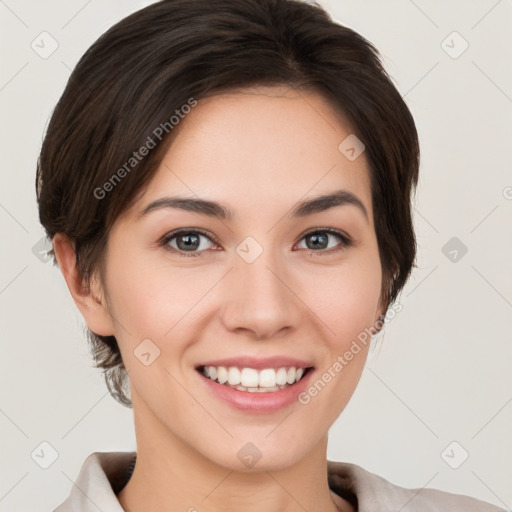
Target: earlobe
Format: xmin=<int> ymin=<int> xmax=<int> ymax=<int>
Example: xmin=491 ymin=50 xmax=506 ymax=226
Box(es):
xmin=52 ymin=233 xmax=115 ymax=336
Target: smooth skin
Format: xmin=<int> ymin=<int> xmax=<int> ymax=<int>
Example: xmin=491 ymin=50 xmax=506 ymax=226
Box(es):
xmin=54 ymin=85 xmax=385 ymax=512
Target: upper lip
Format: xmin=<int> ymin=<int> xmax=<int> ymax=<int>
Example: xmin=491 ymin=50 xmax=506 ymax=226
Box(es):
xmin=196 ymin=356 xmax=314 ymax=371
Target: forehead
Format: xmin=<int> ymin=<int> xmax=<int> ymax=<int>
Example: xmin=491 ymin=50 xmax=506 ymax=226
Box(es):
xmin=125 ymin=85 xmax=373 ymax=224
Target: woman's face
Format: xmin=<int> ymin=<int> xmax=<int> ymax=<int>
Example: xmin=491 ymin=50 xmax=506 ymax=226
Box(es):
xmin=99 ymin=86 xmax=383 ymax=470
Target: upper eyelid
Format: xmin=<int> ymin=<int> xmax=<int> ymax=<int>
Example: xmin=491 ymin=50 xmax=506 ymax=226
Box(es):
xmin=161 ymin=228 xmax=220 ymax=245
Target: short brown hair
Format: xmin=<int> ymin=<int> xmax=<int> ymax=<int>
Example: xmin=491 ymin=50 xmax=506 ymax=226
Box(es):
xmin=36 ymin=0 xmax=420 ymax=407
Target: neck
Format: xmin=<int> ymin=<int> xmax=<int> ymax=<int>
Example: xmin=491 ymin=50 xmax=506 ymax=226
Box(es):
xmin=117 ymin=395 xmax=352 ymax=512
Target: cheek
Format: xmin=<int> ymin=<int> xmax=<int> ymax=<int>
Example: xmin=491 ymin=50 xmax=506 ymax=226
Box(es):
xmin=297 ymin=251 xmax=382 ymax=349
xmin=298 ymin=256 xmax=381 ymax=420
xmin=103 ymin=248 xmax=223 ymax=347
xmin=107 ymin=265 xmax=168 ymax=334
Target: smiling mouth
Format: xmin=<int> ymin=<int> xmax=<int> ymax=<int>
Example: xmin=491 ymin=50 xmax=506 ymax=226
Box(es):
xmin=196 ymin=365 xmax=313 ymax=393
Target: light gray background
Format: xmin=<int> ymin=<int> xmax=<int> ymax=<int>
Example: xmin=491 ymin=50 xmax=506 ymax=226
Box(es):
xmin=1 ymin=0 xmax=511 ymax=510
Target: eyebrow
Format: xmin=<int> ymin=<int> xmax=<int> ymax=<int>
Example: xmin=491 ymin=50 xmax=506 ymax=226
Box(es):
xmin=137 ymin=189 xmax=369 ymax=223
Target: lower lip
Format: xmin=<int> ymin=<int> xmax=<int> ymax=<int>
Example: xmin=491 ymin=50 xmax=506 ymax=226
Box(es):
xmin=196 ymin=368 xmax=314 ymax=414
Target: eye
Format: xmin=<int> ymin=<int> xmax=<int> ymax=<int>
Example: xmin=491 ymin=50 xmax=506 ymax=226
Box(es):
xmin=160 ymin=228 xmax=219 ymax=258
xmin=296 ymin=229 xmax=353 ymax=255
xmin=159 ymin=228 xmax=353 ymax=258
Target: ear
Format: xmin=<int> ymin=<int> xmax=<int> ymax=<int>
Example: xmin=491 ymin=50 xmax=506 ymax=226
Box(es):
xmin=52 ymin=233 xmax=116 ymax=336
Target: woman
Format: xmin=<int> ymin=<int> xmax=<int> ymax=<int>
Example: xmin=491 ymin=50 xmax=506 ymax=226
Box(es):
xmin=36 ymin=0 xmax=504 ymax=510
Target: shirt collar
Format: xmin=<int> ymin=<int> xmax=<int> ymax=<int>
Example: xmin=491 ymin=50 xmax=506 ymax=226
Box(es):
xmin=55 ymin=451 xmax=494 ymax=512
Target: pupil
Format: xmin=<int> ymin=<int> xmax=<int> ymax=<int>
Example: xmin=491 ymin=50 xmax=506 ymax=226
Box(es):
xmin=179 ymin=234 xmax=199 ymax=250
xmin=309 ymin=233 xmax=326 ymax=249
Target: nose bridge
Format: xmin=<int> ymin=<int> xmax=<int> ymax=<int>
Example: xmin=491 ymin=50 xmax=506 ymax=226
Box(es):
xmin=237 ymin=235 xmax=291 ymax=308
xmin=221 ymin=234 xmax=301 ymax=337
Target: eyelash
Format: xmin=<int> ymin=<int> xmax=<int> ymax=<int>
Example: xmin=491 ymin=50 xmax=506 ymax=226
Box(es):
xmin=159 ymin=228 xmax=353 ymax=258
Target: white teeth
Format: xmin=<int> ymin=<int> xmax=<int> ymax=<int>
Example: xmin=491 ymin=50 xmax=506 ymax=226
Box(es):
xmin=259 ymin=368 xmax=276 ymax=387
xmin=258 ymin=385 xmax=280 ymax=392
xmin=208 ymin=366 xmax=217 ymax=381
xmin=227 ymin=367 xmax=241 ymax=385
xmin=216 ymin=366 xmax=228 ymax=384
xmin=287 ymin=367 xmax=296 ymax=385
xmin=240 ymin=368 xmax=259 ymax=387
xmin=276 ymin=367 xmax=288 ymax=385
xmin=200 ymin=365 xmax=309 ymax=391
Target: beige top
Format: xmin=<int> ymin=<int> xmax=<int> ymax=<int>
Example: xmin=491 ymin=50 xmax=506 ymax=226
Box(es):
xmin=53 ymin=451 xmax=505 ymax=511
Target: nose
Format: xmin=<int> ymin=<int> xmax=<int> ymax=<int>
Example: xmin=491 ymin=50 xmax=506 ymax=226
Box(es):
xmin=220 ymin=249 xmax=303 ymax=340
